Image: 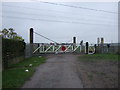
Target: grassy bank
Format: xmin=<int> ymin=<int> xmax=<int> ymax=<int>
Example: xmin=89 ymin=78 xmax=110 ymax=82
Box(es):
xmin=2 ymin=56 xmax=46 ymax=88
xmin=79 ymin=54 xmax=119 ymax=61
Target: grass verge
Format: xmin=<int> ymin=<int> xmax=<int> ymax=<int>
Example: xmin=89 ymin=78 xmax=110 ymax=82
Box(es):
xmin=79 ymin=53 xmax=119 ymax=61
xmin=2 ymin=56 xmax=46 ymax=88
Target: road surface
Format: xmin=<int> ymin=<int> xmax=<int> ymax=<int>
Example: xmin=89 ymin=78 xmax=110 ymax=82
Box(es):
xmin=22 ymin=54 xmax=83 ymax=88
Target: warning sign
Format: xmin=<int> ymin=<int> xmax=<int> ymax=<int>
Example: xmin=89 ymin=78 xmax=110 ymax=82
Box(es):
xmin=61 ymin=46 xmax=66 ymax=51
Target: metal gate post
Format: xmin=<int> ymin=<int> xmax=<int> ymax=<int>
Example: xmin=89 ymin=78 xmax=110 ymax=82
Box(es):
xmin=86 ymin=42 xmax=89 ymax=54
xmin=73 ymin=37 xmax=76 ymax=51
xmin=94 ymin=44 xmax=96 ymax=53
xmin=37 ymin=44 xmax=40 ymax=53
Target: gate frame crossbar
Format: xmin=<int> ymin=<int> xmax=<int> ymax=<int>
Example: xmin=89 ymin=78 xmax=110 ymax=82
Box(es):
xmin=32 ymin=43 xmax=95 ymax=54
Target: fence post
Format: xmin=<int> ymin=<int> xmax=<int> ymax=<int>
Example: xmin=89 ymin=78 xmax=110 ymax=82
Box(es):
xmin=38 ymin=43 xmax=40 ymax=53
xmin=30 ymin=28 xmax=34 ymax=57
xmin=73 ymin=37 xmax=76 ymax=51
xmin=101 ymin=37 xmax=104 ymax=53
xmin=86 ymin=42 xmax=89 ymax=54
xmin=94 ymin=44 xmax=96 ymax=53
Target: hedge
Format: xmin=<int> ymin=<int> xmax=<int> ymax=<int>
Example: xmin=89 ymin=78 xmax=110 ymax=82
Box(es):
xmin=2 ymin=38 xmax=26 ymax=69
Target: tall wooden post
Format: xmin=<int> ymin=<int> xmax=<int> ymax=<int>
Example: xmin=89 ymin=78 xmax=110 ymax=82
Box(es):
xmin=29 ymin=28 xmax=33 ymax=57
xmin=101 ymin=37 xmax=104 ymax=53
xmin=73 ymin=37 xmax=76 ymax=44
xmin=73 ymin=37 xmax=76 ymax=50
xmin=94 ymin=44 xmax=96 ymax=53
xmin=97 ymin=37 xmax=100 ymax=53
xmin=38 ymin=43 xmax=40 ymax=53
xmin=86 ymin=42 xmax=89 ymax=54
xmin=30 ymin=28 xmax=33 ymax=44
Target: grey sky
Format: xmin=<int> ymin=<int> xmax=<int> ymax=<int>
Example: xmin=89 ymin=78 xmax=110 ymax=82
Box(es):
xmin=2 ymin=2 xmax=118 ymax=44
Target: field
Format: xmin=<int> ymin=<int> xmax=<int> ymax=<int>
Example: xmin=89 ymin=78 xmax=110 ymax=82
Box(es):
xmin=77 ymin=54 xmax=119 ymax=88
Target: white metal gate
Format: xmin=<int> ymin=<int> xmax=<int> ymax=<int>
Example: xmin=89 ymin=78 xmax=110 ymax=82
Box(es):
xmin=32 ymin=43 xmax=95 ymax=54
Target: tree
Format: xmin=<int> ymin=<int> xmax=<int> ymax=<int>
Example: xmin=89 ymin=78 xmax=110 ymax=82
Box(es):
xmin=0 ymin=28 xmax=9 ymax=38
xmin=8 ymin=28 xmax=15 ymax=39
xmin=12 ymin=32 xmax=17 ymax=38
xmin=13 ymin=35 xmax=24 ymax=41
xmin=0 ymin=28 xmax=24 ymax=41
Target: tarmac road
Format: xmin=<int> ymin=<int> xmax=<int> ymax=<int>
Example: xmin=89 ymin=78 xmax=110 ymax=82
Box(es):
xmin=22 ymin=54 xmax=83 ymax=88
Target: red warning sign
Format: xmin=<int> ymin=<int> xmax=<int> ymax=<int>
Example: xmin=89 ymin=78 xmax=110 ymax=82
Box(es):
xmin=61 ymin=46 xmax=66 ymax=51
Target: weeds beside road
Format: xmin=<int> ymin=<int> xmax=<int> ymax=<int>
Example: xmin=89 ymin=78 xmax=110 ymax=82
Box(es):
xmin=79 ymin=54 xmax=119 ymax=61
xmin=2 ymin=56 xmax=46 ymax=88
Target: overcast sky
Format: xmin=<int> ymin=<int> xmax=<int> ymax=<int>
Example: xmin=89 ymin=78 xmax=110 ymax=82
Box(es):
xmin=2 ymin=1 xmax=118 ymax=44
